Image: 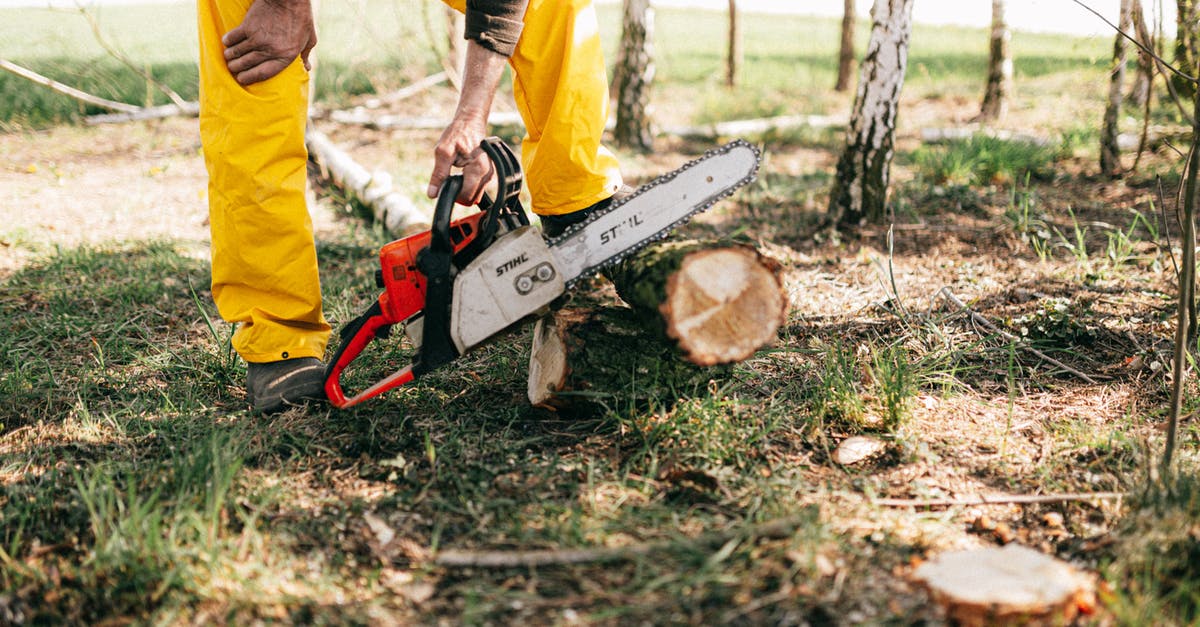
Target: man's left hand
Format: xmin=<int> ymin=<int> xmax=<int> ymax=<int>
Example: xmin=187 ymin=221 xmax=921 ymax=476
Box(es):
xmin=222 ymin=0 xmax=317 ymax=86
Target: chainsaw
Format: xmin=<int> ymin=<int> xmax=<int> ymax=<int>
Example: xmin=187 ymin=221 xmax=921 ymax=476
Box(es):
xmin=324 ymin=137 xmax=760 ymax=408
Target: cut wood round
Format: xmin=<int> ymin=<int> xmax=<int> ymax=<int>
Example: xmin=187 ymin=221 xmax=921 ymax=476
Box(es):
xmin=606 ymin=240 xmax=787 ymax=366
xmin=913 ymin=544 xmax=1096 ymax=626
xmin=528 ymin=240 xmax=786 ymax=408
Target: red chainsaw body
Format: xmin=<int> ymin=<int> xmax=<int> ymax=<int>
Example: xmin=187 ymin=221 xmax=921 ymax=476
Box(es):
xmin=376 ymin=212 xmax=484 ymax=325
xmin=324 ymin=211 xmax=485 ymax=408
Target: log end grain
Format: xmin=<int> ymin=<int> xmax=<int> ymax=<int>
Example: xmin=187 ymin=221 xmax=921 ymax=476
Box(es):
xmin=661 ymin=247 xmax=786 ymax=366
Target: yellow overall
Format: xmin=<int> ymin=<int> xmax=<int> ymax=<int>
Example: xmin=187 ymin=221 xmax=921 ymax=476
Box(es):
xmin=198 ymin=0 xmax=620 ymax=363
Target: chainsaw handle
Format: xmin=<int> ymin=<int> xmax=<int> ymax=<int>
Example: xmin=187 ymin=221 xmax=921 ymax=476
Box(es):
xmin=324 ymin=302 xmax=415 ymax=408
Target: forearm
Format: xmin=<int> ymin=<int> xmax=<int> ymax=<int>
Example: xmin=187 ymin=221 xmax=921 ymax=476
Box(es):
xmin=452 ymin=40 xmax=508 ymax=126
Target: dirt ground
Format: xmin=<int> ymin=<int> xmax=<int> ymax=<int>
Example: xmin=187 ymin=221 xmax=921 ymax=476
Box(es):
xmin=1 ymin=93 xmax=1190 ymax=622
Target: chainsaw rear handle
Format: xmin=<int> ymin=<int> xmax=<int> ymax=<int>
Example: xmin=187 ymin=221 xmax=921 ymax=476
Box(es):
xmin=324 ymin=175 xmax=464 ymax=408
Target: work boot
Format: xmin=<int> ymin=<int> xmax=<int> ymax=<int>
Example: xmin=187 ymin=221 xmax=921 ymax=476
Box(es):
xmin=539 ymin=185 xmax=635 ymax=239
xmin=246 ymin=357 xmax=326 ymax=413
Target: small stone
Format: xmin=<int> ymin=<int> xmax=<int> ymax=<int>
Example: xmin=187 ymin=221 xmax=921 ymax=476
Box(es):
xmin=833 ymin=435 xmax=887 ymax=465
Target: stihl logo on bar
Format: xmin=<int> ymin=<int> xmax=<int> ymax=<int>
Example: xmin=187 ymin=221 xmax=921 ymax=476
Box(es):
xmin=495 ymin=253 xmax=529 ymax=277
xmin=600 ymin=213 xmax=644 ymax=246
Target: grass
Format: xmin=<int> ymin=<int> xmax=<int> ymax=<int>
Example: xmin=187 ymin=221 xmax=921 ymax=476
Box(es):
xmin=0 ymin=1 xmax=1114 ymax=129
xmin=2 ymin=2 xmax=1198 ymax=623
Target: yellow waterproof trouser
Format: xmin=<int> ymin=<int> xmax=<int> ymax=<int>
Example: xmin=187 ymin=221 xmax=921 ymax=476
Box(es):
xmin=198 ymin=0 xmax=330 ymax=363
xmin=443 ymin=0 xmax=623 ymax=215
xmin=198 ymin=0 xmax=618 ymax=362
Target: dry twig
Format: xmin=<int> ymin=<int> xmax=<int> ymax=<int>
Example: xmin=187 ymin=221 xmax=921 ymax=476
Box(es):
xmin=871 ymin=492 xmax=1125 ymax=508
xmin=432 ymin=515 xmax=808 ymax=569
xmin=938 ymin=288 xmax=1099 ymax=384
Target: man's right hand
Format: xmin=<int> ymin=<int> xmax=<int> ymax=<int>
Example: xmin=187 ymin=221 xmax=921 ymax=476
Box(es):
xmin=222 ymin=0 xmax=317 ymax=86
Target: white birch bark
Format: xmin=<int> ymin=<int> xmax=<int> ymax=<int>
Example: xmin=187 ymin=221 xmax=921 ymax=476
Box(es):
xmin=980 ymin=0 xmax=1012 ymax=121
xmin=828 ymin=0 xmax=915 ymax=226
xmin=1101 ymin=0 xmax=1134 ymax=176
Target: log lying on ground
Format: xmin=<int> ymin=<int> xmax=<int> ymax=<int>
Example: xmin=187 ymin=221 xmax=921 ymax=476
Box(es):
xmin=305 ymin=128 xmax=428 ymax=234
xmin=662 ymin=114 xmax=846 ymax=140
xmin=605 ymin=239 xmax=787 ymax=365
xmin=85 ymin=102 xmax=199 ymax=125
xmin=528 ymin=239 xmax=786 ymax=406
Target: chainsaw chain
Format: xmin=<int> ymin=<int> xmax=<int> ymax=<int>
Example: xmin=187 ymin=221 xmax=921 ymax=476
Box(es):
xmin=549 ymin=139 xmax=761 ymax=290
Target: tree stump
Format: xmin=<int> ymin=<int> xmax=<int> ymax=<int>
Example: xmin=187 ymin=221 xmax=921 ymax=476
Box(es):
xmin=913 ymin=544 xmax=1096 ymax=626
xmin=527 ymin=239 xmax=786 ymax=407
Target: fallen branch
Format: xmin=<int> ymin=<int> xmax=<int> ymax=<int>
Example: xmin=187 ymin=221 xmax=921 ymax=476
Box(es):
xmin=938 ymin=288 xmax=1099 ymax=384
xmin=74 ymin=2 xmax=189 ymax=108
xmin=0 ymin=58 xmax=140 ymax=113
xmin=305 ymin=128 xmax=428 ymax=234
xmin=433 ymin=514 xmax=808 ymax=569
xmin=872 ymin=491 xmax=1124 ymax=508
xmin=327 ymin=109 xmax=523 ymax=130
xmin=361 ymin=71 xmax=448 ymax=109
xmin=920 ymin=126 xmax=1054 ymax=147
xmin=663 ymin=113 xmax=845 ymax=140
xmin=85 ymin=101 xmax=198 ymax=125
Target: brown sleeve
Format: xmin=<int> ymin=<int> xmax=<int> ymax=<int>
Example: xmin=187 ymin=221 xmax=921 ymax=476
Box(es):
xmin=465 ymin=0 xmax=530 ymax=57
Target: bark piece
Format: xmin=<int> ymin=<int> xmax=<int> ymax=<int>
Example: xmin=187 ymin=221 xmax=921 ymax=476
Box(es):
xmin=913 ymin=544 xmax=1096 ymax=626
xmin=606 ymin=240 xmax=787 ymax=366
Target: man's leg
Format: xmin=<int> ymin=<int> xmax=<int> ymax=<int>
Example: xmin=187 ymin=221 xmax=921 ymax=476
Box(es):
xmin=442 ymin=0 xmax=622 ymax=223
xmin=198 ymin=0 xmax=330 ymax=411
xmin=509 ymin=0 xmax=623 ymax=220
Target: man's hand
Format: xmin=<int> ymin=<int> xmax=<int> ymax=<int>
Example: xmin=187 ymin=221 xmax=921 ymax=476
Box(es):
xmin=427 ymin=41 xmax=508 ymax=206
xmin=222 ymin=0 xmax=316 ymax=86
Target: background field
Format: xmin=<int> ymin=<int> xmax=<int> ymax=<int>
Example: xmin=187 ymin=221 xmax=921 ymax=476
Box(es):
xmin=3 ymin=1 xmax=1199 ymax=624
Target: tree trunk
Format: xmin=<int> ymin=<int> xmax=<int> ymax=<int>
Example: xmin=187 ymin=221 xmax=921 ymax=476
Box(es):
xmin=828 ymin=0 xmax=915 ymax=227
xmin=614 ymin=0 xmax=655 ymax=151
xmin=979 ymin=0 xmax=1012 ymax=122
xmin=835 ymin=0 xmax=857 ymax=92
xmin=1127 ymin=0 xmax=1154 ymax=106
xmin=726 ymin=0 xmax=741 ymax=88
xmin=1101 ymin=0 xmax=1134 ymax=177
xmin=528 ymin=239 xmax=787 ymax=407
xmin=1174 ymin=0 xmax=1199 ymax=100
xmin=915 ymin=545 xmax=1096 ymax=626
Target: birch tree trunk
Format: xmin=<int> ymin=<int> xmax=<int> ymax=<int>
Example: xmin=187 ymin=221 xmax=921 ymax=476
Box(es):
xmin=828 ymin=0 xmax=915 ymax=227
xmin=835 ymin=0 xmax=857 ymax=92
xmin=979 ymin=0 xmax=1012 ymax=122
xmin=1101 ymin=0 xmax=1134 ymax=177
xmin=614 ymin=0 xmax=655 ymax=151
xmin=726 ymin=0 xmax=741 ymax=87
xmin=1128 ymin=0 xmax=1154 ymax=106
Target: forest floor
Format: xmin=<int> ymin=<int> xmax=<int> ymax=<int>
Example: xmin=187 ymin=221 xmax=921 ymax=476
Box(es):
xmin=2 ymin=87 xmax=1198 ymax=624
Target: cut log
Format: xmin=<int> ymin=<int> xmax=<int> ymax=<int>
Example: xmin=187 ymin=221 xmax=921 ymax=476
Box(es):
xmin=528 ymin=240 xmax=786 ymax=407
xmin=913 ymin=544 xmax=1096 ymax=626
xmin=605 ymin=239 xmax=787 ymax=366
xmin=305 ymin=128 xmax=428 ymax=234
